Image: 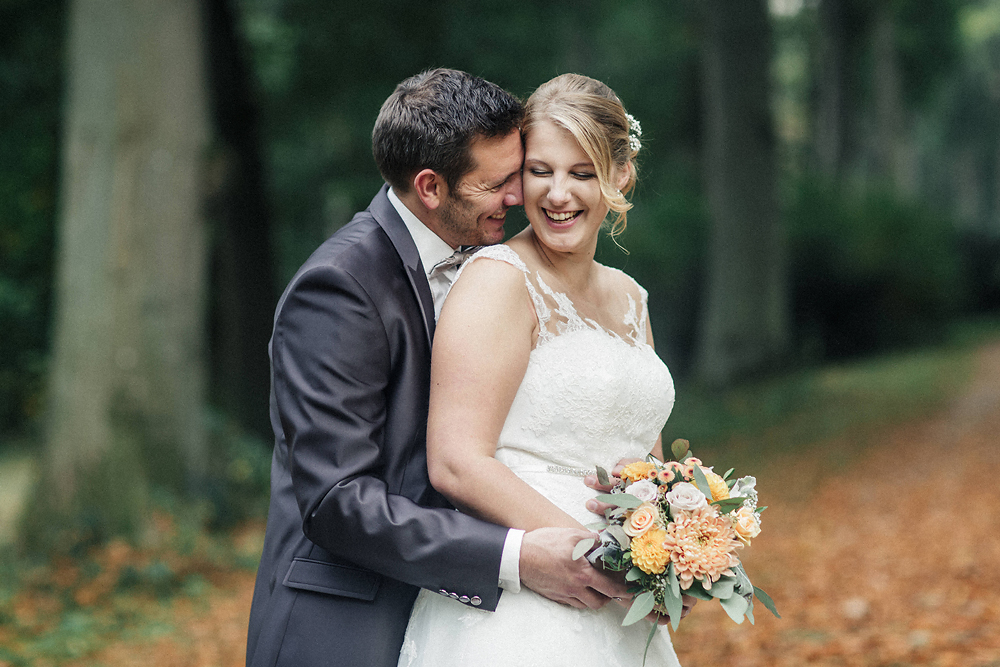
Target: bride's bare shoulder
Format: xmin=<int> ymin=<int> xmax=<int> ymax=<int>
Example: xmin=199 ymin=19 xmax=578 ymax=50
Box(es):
xmin=598 ymin=263 xmax=645 ymax=302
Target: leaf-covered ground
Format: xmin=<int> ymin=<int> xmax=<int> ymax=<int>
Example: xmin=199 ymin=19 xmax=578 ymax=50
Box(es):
xmin=1 ymin=341 xmax=998 ymax=667
xmin=672 ymin=341 xmax=1000 ymax=667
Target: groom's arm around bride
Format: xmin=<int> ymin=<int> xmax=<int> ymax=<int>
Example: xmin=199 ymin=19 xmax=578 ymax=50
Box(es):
xmin=245 ymin=69 xmax=626 ymax=667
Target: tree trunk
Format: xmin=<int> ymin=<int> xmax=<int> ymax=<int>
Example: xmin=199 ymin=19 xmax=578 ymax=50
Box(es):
xmin=871 ymin=4 xmax=917 ymax=196
xmin=204 ymin=0 xmax=276 ymax=439
xmin=815 ymin=0 xmax=849 ymax=180
xmin=35 ymin=0 xmax=210 ymax=547
xmin=695 ymin=0 xmax=789 ymax=387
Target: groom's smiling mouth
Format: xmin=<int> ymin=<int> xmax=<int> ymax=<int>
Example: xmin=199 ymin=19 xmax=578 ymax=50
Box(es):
xmin=544 ymin=208 xmax=582 ymax=223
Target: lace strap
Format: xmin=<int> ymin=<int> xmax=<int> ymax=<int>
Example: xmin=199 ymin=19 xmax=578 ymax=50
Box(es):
xmin=457 ymin=245 xmax=554 ymax=341
xmin=605 ymin=267 xmax=649 ymax=345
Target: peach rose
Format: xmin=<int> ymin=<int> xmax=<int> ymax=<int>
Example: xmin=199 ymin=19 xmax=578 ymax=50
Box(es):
xmin=732 ymin=506 xmax=761 ymax=545
xmin=624 ymin=503 xmax=660 ymax=538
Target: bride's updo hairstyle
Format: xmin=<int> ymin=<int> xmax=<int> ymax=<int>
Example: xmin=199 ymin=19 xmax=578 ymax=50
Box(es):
xmin=522 ymin=73 xmax=639 ymax=236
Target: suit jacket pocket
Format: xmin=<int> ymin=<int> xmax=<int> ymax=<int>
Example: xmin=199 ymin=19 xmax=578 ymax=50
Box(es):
xmin=282 ymin=557 xmax=382 ymax=600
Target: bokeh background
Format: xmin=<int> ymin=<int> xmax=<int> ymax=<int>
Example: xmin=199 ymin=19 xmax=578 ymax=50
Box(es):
xmin=1 ymin=0 xmax=999 ymax=665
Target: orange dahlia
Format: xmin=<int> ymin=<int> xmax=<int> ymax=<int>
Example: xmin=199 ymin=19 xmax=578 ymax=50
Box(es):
xmin=631 ymin=527 xmax=670 ymax=575
xmin=620 ymin=461 xmax=657 ymax=484
xmin=662 ymin=506 xmax=741 ymax=590
xmin=702 ymin=468 xmax=730 ymax=501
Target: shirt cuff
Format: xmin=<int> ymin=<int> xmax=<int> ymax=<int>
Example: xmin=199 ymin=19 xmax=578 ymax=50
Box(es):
xmin=498 ymin=528 xmax=524 ymax=592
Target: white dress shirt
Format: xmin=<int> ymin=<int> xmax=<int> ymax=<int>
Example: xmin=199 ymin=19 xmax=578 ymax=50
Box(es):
xmin=387 ymin=188 xmax=524 ymax=592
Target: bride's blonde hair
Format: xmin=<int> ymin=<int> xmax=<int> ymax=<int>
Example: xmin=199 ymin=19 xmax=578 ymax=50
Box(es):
xmin=522 ymin=74 xmax=639 ymax=237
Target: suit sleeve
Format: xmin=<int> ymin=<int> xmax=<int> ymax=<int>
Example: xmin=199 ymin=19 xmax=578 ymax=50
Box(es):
xmin=271 ymin=263 xmax=508 ymax=608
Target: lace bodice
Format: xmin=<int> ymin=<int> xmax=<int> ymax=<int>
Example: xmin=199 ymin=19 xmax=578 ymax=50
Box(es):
xmin=398 ymin=245 xmax=681 ymax=667
xmin=456 ymin=245 xmax=675 ymax=520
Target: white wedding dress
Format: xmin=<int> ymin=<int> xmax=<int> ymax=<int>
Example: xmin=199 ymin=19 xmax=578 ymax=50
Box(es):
xmin=398 ymin=245 xmax=681 ymax=667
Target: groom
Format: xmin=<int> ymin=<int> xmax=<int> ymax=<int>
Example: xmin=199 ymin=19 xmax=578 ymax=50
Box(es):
xmin=245 ymin=69 xmax=629 ymax=667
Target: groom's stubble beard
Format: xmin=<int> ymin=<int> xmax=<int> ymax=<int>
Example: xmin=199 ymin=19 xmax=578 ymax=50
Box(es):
xmin=438 ymin=190 xmax=507 ymax=247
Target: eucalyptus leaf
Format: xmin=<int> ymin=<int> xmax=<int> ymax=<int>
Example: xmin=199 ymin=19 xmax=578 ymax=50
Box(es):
xmin=572 ymin=538 xmax=595 ymax=561
xmin=596 ymin=465 xmax=610 ymax=487
xmin=662 ymin=574 xmax=683 ymax=631
xmin=711 ymin=497 xmax=747 ymax=515
xmin=670 ymin=438 xmax=689 ymax=460
xmin=733 ymin=563 xmax=753 ymax=596
xmin=667 ymin=563 xmax=680 ymax=600
xmin=625 ymin=566 xmax=643 ymax=582
xmin=623 ymin=591 xmax=656 ymax=626
xmin=745 ymin=598 xmax=755 ymax=625
xmin=691 ymin=466 xmax=714 ymax=500
xmin=606 ymin=524 xmax=631 ymax=550
xmin=723 ymin=467 xmax=734 ymax=480
xmin=753 ymin=586 xmax=781 ymax=618
xmin=684 ymin=584 xmax=713 ymax=601
xmin=595 ymin=493 xmax=643 ymax=510
xmin=720 ymin=590 xmax=748 ymax=623
xmin=642 ymin=621 xmax=658 ymax=667
xmin=708 ymin=575 xmax=736 ymax=599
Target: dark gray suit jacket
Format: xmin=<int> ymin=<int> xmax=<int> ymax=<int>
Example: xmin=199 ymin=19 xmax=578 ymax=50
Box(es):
xmin=246 ymin=185 xmax=509 ymax=667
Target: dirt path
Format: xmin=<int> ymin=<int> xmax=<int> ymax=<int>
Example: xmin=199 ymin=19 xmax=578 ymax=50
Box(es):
xmin=672 ymin=341 xmax=1000 ymax=666
xmin=44 ymin=341 xmax=1000 ymax=667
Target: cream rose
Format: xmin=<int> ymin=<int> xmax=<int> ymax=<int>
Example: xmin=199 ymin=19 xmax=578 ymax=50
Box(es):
xmin=664 ymin=482 xmax=708 ymax=517
xmin=732 ymin=506 xmax=762 ymax=545
xmin=623 ymin=503 xmax=660 ymax=537
xmin=624 ymin=480 xmax=658 ymax=503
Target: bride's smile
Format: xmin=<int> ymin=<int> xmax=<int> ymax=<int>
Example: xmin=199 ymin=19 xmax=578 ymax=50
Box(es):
xmin=523 ymin=119 xmax=626 ymax=256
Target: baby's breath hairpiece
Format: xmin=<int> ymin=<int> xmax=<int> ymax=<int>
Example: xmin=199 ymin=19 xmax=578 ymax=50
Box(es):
xmin=626 ymin=113 xmax=642 ymax=153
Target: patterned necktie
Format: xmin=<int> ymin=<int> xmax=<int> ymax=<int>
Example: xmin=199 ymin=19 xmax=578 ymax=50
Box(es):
xmin=428 ymin=246 xmax=480 ymax=320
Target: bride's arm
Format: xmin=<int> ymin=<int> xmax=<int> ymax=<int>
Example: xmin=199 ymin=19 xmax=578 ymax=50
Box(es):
xmin=427 ymin=257 xmax=581 ymax=532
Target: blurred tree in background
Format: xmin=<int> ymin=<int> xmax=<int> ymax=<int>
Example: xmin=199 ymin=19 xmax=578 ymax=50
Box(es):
xmin=695 ymin=0 xmax=789 ymax=386
xmin=2 ymin=0 xmax=1000 ymax=549
xmin=28 ymin=0 xmax=213 ymax=550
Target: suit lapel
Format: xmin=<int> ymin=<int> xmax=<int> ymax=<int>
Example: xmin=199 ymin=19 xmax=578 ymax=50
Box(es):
xmin=369 ymin=185 xmax=436 ymax=343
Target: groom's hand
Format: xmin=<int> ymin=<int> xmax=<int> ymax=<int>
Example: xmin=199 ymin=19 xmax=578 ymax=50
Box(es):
xmin=583 ymin=457 xmax=641 ymax=516
xmin=519 ymin=527 xmax=629 ymax=610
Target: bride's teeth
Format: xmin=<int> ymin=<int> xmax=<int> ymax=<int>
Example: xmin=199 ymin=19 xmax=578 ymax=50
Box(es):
xmin=547 ymin=210 xmax=578 ymax=222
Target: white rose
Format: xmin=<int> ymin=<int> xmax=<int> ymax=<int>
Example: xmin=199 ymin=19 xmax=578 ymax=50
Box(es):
xmin=624 ymin=480 xmax=658 ymax=503
xmin=663 ymin=482 xmax=708 ymax=517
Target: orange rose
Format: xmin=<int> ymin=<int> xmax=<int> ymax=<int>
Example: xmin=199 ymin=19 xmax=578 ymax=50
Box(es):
xmin=623 ymin=503 xmax=660 ymax=538
xmin=631 ymin=527 xmax=670 ymax=575
xmin=621 ymin=461 xmax=657 ymax=484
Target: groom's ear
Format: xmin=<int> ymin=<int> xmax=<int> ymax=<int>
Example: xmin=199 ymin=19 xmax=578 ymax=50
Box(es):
xmin=413 ymin=169 xmax=446 ymax=210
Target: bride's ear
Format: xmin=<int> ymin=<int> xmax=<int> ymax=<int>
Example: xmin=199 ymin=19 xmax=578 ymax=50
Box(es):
xmin=615 ymin=162 xmax=632 ymax=193
xmin=413 ymin=169 xmax=446 ymax=210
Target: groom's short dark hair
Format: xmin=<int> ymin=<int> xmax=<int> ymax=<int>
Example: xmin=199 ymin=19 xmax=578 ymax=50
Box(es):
xmin=372 ymin=69 xmax=524 ymax=194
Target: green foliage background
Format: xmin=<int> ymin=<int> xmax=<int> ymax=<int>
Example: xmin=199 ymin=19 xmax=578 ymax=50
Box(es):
xmin=2 ymin=0 xmax=999 ymax=440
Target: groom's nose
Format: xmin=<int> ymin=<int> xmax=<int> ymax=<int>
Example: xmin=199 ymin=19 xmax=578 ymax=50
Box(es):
xmin=503 ymin=171 xmax=523 ymax=207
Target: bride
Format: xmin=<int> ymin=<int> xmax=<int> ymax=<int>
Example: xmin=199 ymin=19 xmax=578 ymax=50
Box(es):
xmin=398 ymin=74 xmax=683 ymax=667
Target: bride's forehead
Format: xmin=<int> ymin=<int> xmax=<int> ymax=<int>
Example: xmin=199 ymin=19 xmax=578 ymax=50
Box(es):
xmin=525 ymin=121 xmax=588 ymax=159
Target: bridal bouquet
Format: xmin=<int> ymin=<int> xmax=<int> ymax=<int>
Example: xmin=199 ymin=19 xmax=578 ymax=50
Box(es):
xmin=575 ymin=439 xmax=779 ymax=638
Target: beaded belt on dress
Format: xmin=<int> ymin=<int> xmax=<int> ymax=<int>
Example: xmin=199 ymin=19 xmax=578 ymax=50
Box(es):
xmin=544 ymin=465 xmax=593 ymax=477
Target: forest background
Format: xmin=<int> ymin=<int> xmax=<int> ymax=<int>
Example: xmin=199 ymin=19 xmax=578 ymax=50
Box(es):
xmin=1 ymin=0 xmax=1000 ymax=664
